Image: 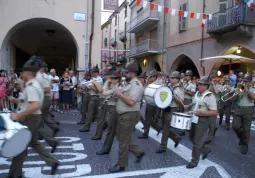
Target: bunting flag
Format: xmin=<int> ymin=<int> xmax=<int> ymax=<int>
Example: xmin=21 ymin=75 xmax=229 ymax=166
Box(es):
xmin=136 ymin=0 xmax=141 ymax=6
xmin=135 ymin=0 xmax=214 ymax=28
xmin=246 ymin=0 xmax=254 ymax=10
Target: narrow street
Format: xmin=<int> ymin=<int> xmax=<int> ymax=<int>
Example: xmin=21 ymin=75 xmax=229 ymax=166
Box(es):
xmin=0 ymin=110 xmax=254 ymax=178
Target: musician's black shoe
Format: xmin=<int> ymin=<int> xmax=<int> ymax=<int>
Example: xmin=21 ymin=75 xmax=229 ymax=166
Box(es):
xmin=202 ymin=149 xmax=211 ymax=160
xmin=91 ymin=136 xmax=101 ymax=140
xmin=156 ymin=148 xmax=166 ymax=154
xmin=51 ymin=142 xmax=59 ymax=153
xmin=96 ymin=150 xmax=110 ymax=155
xmin=225 ymin=125 xmax=230 ymax=130
xmin=108 ymin=165 xmax=125 ymax=173
xmin=204 ymin=140 xmax=212 ymax=145
xmin=240 ymin=147 xmax=248 ymax=155
xmin=179 ymin=131 xmax=185 ymax=136
xmin=77 ymin=120 xmax=85 ymax=125
xmin=53 ymin=128 xmax=59 ymax=137
xmin=136 ymin=152 xmax=145 ymax=163
xmin=138 ymin=134 xmax=148 ymax=139
xmin=51 ymin=162 xmax=59 ymax=175
xmin=174 ymin=137 xmax=182 ymax=148
xmin=56 ymin=121 xmax=60 ymax=125
xmin=186 ymin=162 xmax=197 ymax=169
xmin=79 ymin=128 xmax=90 ymax=132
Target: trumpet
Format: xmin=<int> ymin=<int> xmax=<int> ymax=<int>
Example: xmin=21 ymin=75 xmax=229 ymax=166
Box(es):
xmin=81 ymin=78 xmax=102 ymax=88
xmin=221 ymin=84 xmax=245 ymax=102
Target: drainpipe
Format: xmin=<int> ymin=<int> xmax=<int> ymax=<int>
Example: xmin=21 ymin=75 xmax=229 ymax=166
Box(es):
xmin=200 ymin=0 xmax=206 ymax=76
xmin=161 ymin=0 xmax=167 ymax=72
xmin=89 ymin=0 xmax=95 ymax=70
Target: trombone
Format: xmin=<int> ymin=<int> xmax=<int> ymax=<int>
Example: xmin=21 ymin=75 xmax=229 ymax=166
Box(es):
xmin=221 ymin=83 xmax=245 ymax=102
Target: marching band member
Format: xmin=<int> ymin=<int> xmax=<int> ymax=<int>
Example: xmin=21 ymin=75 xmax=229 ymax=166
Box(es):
xmin=232 ymin=74 xmax=255 ymax=154
xmin=219 ymin=76 xmax=232 ymax=130
xmin=96 ymin=70 xmax=121 ymax=155
xmin=180 ymin=73 xmax=185 ymax=87
xmin=185 ymin=76 xmax=217 ymax=169
xmin=156 ymin=71 xmax=183 ymax=153
xmin=77 ymin=71 xmax=91 ymax=125
xmin=91 ymin=69 xmax=111 ymax=140
xmin=36 ymin=61 xmax=59 ymax=153
xmin=237 ymin=72 xmax=244 ymax=84
xmin=79 ymin=65 xmax=103 ymax=132
xmin=138 ymin=70 xmax=161 ymax=139
xmin=8 ymin=56 xmax=59 ymax=177
xmin=183 ymin=70 xmax=196 ymax=109
xmin=109 ymin=62 xmax=145 ymax=173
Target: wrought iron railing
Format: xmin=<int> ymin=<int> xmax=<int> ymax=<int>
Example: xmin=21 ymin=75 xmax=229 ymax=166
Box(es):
xmin=129 ymin=39 xmax=158 ymax=56
xmin=207 ymin=1 xmax=255 ymax=33
xmin=127 ymin=6 xmax=159 ymax=32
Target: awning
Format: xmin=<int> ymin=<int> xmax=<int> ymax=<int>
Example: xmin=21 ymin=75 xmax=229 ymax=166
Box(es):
xmin=199 ymin=54 xmax=255 ymax=64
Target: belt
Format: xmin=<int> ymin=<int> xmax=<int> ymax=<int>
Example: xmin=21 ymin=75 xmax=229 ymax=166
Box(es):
xmin=237 ymin=106 xmax=253 ymax=108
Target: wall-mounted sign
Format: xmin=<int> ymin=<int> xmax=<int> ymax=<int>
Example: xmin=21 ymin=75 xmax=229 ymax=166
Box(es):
xmin=73 ymin=12 xmax=86 ymax=22
xmin=104 ymin=0 xmax=119 ymax=11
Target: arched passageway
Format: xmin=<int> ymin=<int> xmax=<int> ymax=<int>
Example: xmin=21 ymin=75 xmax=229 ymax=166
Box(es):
xmin=171 ymin=55 xmax=200 ymax=77
xmin=154 ymin=62 xmax=161 ymax=72
xmin=1 ymin=18 xmax=78 ymax=75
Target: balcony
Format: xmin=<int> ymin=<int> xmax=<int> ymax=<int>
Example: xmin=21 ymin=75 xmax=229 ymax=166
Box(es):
xmin=127 ymin=6 xmax=159 ymax=33
xmin=129 ymin=39 xmax=159 ymax=58
xmin=119 ymin=32 xmax=127 ymax=43
xmin=117 ymin=53 xmax=127 ymax=63
xmin=207 ymin=2 xmax=255 ymax=35
xmin=110 ymin=38 xmax=117 ymax=47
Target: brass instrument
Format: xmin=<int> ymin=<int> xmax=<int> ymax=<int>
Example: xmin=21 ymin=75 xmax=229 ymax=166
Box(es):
xmin=81 ymin=78 xmax=102 ymax=88
xmin=221 ymin=83 xmax=245 ymax=102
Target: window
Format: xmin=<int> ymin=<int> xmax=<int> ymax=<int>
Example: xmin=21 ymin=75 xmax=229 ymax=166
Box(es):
xmin=179 ymin=3 xmax=187 ymax=32
xmin=115 ymin=29 xmax=117 ymax=41
xmin=219 ymin=0 xmax=228 ymax=11
xmin=115 ymin=16 xmax=117 ymax=26
xmin=125 ymin=6 xmax=127 ymax=18
xmin=124 ymin=22 xmax=127 ymax=34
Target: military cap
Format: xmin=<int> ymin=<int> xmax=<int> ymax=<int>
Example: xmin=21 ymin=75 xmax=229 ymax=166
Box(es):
xmin=180 ymin=73 xmax=185 ymax=78
xmin=238 ymin=72 xmax=244 ymax=77
xmin=185 ymin=70 xmax=193 ymax=76
xmin=148 ymin=70 xmax=160 ymax=78
xmin=242 ymin=74 xmax=252 ymax=82
xmin=103 ymin=69 xmax=111 ymax=75
xmin=23 ymin=56 xmax=41 ymax=72
xmin=224 ymin=75 xmax=230 ymax=81
xmin=138 ymin=72 xmax=147 ymax=78
xmin=85 ymin=71 xmax=91 ymax=76
xmin=170 ymin=71 xmax=181 ymax=79
xmin=197 ymin=76 xmax=210 ymax=85
xmin=110 ymin=71 xmax=121 ymax=79
xmin=91 ymin=65 xmax=99 ymax=73
xmin=126 ymin=62 xmax=139 ymax=72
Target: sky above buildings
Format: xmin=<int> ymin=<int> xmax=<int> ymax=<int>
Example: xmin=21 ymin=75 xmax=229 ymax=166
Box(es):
xmin=101 ymin=0 xmax=125 ymax=25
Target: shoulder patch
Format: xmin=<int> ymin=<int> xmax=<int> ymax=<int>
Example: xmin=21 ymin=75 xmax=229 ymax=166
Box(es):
xmin=28 ymin=83 xmax=33 ymax=86
xmin=136 ymin=81 xmax=140 ymax=86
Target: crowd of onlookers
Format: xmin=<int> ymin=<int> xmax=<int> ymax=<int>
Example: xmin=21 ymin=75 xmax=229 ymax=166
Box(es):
xmin=0 ymin=67 xmax=78 ymax=112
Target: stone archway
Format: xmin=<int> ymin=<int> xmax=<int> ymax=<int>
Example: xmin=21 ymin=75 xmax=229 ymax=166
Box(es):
xmin=0 ymin=18 xmax=78 ymax=75
xmin=170 ymin=54 xmax=200 ymax=77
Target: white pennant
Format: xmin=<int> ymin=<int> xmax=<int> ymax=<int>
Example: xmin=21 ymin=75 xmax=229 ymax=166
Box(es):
xmin=171 ymin=9 xmax=176 ymax=16
xmin=196 ymin=13 xmax=200 ymax=19
xmin=158 ymin=5 xmax=163 ymax=12
xmin=202 ymin=19 xmax=207 ymax=24
xmin=184 ymin=11 xmax=188 ymax=17
xmin=208 ymin=14 xmax=212 ymax=20
xmin=143 ymin=1 xmax=148 ymax=8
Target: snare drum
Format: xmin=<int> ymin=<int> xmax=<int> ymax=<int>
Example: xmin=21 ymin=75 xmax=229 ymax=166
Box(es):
xmin=171 ymin=112 xmax=192 ymax=130
xmin=144 ymin=84 xmax=172 ymax=109
xmin=0 ymin=113 xmax=32 ymax=158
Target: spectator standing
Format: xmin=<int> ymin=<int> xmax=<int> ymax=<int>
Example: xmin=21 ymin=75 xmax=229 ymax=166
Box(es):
xmin=60 ymin=72 xmax=73 ymax=110
xmin=49 ymin=69 xmax=60 ymax=112
xmin=229 ymin=70 xmax=237 ymax=88
xmin=0 ymin=70 xmax=9 ymax=112
xmin=69 ymin=70 xmax=78 ymax=109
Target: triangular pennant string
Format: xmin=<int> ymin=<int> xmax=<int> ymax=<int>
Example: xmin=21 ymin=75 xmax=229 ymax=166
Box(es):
xmin=171 ymin=9 xmax=176 ymax=16
xmin=202 ymin=13 xmax=207 ymax=19
xmin=158 ymin=5 xmax=163 ymax=12
xmin=208 ymin=14 xmax=212 ymax=20
xmin=196 ymin=13 xmax=201 ymax=19
xmin=184 ymin=11 xmax=188 ymax=17
xmin=136 ymin=0 xmax=141 ymax=6
xmin=143 ymin=1 xmax=148 ymax=8
xmin=178 ymin=10 xmax=183 ymax=16
xmin=164 ymin=7 xmax=169 ymax=14
xmin=190 ymin=12 xmax=195 ymax=18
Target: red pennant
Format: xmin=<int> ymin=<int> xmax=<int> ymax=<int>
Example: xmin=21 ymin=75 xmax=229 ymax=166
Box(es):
xmin=178 ymin=10 xmax=183 ymax=16
xmin=251 ymin=3 xmax=254 ymax=11
xmin=190 ymin=12 xmax=195 ymax=18
xmin=136 ymin=0 xmax=141 ymax=6
xmin=150 ymin=3 xmax=155 ymax=10
xmin=201 ymin=23 xmax=205 ymax=28
xmin=164 ymin=7 xmax=169 ymax=14
xmin=202 ymin=13 xmax=207 ymax=19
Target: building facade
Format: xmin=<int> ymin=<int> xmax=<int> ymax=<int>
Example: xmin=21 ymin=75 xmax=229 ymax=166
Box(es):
xmin=0 ymin=0 xmax=101 ymax=74
xmin=127 ymin=0 xmax=169 ymax=73
xmin=166 ymin=0 xmax=255 ymax=77
xmin=101 ymin=19 xmax=112 ymax=70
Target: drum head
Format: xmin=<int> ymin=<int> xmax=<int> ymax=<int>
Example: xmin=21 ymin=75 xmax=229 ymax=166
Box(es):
xmin=154 ymin=86 xmax=172 ymax=108
xmin=1 ymin=128 xmax=32 ymax=158
xmin=173 ymin=112 xmax=192 ymax=117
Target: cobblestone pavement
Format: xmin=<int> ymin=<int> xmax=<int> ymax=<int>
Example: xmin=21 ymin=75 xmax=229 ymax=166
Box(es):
xmin=0 ymin=110 xmax=255 ymax=178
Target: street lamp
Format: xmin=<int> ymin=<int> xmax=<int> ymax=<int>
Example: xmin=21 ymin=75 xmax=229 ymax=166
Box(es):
xmin=236 ymin=47 xmax=241 ymax=54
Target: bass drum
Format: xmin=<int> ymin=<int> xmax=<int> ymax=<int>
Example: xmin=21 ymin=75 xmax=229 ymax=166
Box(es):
xmin=144 ymin=84 xmax=172 ymax=109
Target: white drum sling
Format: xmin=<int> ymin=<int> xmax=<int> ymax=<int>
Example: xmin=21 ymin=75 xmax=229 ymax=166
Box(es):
xmin=144 ymin=84 xmax=172 ymax=109
xmin=171 ymin=112 xmax=192 ymax=130
xmin=0 ymin=113 xmax=32 ymax=158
